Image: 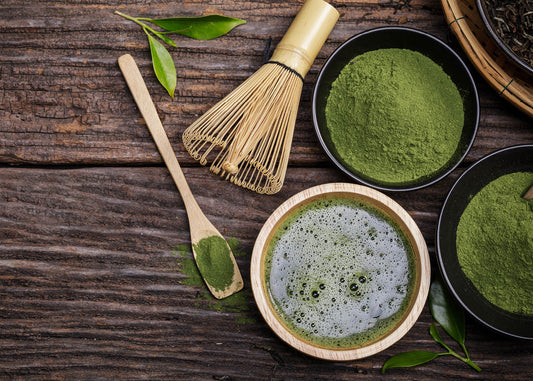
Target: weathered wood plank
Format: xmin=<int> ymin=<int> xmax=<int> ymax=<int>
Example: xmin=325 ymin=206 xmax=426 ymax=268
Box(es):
xmin=1 ymin=0 xmax=532 ymax=379
xmin=1 ymin=0 xmax=530 ymax=165
xmin=1 ymin=166 xmax=532 ymax=380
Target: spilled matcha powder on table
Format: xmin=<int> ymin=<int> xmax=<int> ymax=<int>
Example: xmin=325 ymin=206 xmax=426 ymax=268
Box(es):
xmin=325 ymin=48 xmax=464 ymax=184
xmin=456 ymin=172 xmax=533 ymax=315
xmin=193 ymin=235 xmax=234 ymax=292
xmin=173 ymin=239 xmax=255 ymax=323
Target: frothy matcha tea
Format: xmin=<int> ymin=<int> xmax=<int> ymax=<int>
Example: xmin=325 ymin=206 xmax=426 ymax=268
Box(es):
xmin=265 ymin=197 xmax=415 ymax=348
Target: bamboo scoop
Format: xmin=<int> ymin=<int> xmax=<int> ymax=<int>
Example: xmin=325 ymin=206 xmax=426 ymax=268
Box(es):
xmin=524 ymin=185 xmax=533 ymax=200
xmin=118 ymin=54 xmax=243 ymax=299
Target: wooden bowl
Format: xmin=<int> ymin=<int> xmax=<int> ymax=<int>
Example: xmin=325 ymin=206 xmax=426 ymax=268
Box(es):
xmin=251 ymin=183 xmax=431 ymax=360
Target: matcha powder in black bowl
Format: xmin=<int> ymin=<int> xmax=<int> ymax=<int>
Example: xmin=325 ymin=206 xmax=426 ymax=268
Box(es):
xmin=312 ymin=27 xmax=479 ymax=192
xmin=325 ymin=48 xmax=463 ymax=186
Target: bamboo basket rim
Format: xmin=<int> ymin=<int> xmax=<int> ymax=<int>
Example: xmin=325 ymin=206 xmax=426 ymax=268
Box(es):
xmin=441 ymin=0 xmax=533 ymax=118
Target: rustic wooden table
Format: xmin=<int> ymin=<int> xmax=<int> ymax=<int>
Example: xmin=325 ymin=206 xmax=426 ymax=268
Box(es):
xmin=1 ymin=0 xmax=532 ymax=379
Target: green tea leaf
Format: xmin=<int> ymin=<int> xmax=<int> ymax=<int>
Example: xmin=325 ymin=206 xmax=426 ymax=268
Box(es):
xmin=382 ymin=351 xmax=442 ymax=373
xmin=429 ymin=277 xmax=465 ymax=346
xmin=153 ymin=31 xmax=177 ymax=47
xmin=142 ymin=15 xmax=246 ymax=40
xmin=147 ymin=32 xmax=176 ymax=98
xmin=430 ymin=323 xmax=445 ymax=346
xmin=116 ymin=11 xmax=245 ymax=98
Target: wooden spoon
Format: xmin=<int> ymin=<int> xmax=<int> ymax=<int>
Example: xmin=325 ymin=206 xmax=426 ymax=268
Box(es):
xmin=524 ymin=185 xmax=533 ymax=200
xmin=118 ymin=54 xmax=243 ymax=299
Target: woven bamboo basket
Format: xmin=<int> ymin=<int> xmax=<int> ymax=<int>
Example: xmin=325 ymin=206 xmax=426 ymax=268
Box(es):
xmin=441 ymin=0 xmax=533 ymax=118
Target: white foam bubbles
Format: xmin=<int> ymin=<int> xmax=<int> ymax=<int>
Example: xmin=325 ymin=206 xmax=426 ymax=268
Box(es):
xmin=266 ymin=197 xmax=415 ymax=347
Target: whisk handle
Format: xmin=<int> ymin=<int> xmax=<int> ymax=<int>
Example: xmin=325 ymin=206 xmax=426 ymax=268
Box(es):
xmin=270 ymin=0 xmax=339 ymax=77
xmin=118 ymin=54 xmax=200 ymax=214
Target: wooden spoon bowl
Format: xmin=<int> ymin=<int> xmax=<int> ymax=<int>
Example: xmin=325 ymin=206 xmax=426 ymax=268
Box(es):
xmin=251 ymin=183 xmax=430 ymax=360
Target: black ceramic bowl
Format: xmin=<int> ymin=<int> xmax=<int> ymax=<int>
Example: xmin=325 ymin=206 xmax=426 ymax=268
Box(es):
xmin=437 ymin=145 xmax=533 ymax=339
xmin=312 ymin=27 xmax=479 ymax=192
xmin=476 ymin=0 xmax=533 ymax=75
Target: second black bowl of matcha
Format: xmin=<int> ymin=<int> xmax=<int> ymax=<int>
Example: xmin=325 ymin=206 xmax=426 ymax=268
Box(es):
xmin=313 ymin=27 xmax=479 ymax=191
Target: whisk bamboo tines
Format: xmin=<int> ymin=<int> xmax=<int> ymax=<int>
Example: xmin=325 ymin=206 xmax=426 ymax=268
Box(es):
xmin=182 ymin=0 xmax=339 ymax=194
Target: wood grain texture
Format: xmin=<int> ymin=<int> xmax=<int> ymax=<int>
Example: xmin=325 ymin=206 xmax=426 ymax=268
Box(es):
xmin=1 ymin=167 xmax=532 ymax=380
xmin=0 ymin=0 xmax=531 ymax=166
xmin=1 ymin=0 xmax=532 ymax=379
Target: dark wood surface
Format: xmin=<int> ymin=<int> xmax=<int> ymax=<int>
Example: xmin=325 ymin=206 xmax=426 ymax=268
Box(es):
xmin=1 ymin=0 xmax=532 ymax=379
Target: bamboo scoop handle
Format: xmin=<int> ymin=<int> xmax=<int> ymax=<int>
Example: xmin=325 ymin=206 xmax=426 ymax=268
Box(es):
xmin=117 ymin=54 xmax=200 ymax=216
xmin=118 ymin=54 xmax=243 ymax=299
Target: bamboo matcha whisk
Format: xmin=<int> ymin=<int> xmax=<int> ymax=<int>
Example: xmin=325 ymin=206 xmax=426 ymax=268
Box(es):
xmin=182 ymin=0 xmax=339 ymax=194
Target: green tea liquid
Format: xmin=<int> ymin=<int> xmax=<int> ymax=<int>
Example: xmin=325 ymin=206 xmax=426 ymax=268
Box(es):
xmin=265 ymin=197 xmax=415 ymax=348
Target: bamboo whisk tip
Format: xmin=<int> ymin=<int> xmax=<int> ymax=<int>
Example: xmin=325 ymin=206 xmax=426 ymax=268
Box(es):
xmin=181 ymin=0 xmax=340 ymax=194
xmin=222 ymin=161 xmax=239 ymax=174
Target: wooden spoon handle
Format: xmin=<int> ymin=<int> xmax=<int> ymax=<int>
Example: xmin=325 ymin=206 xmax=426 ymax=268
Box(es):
xmin=118 ymin=54 xmax=200 ymax=215
xmin=119 ymin=54 xmax=243 ymax=299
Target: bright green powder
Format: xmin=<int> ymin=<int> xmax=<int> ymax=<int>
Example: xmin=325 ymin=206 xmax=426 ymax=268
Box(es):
xmin=193 ymin=235 xmax=235 ymax=292
xmin=325 ymin=48 xmax=464 ymax=184
xmin=173 ymin=240 xmax=255 ymax=323
xmin=456 ymin=172 xmax=533 ymax=315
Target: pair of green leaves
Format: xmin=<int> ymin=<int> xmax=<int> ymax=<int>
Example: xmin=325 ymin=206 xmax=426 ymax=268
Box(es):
xmin=382 ymin=277 xmax=481 ymax=373
xmin=116 ymin=11 xmax=246 ymax=97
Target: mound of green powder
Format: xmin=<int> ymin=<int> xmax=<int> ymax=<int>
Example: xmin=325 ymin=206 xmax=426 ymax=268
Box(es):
xmin=173 ymin=240 xmax=255 ymax=324
xmin=325 ymin=48 xmax=464 ymax=184
xmin=193 ymin=235 xmax=235 ymax=292
xmin=456 ymin=172 xmax=533 ymax=315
